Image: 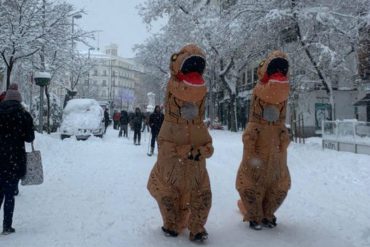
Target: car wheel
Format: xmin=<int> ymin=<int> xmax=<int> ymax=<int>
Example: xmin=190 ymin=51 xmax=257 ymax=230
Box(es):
xmin=61 ymin=134 xmax=70 ymax=140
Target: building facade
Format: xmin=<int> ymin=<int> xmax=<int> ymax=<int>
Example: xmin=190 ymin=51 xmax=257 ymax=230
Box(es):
xmin=79 ymin=44 xmax=145 ymax=112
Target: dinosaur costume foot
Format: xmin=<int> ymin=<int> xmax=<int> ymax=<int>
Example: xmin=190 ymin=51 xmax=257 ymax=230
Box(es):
xmin=161 ymin=227 xmax=178 ymax=237
xmin=249 ymin=221 xmax=262 ymax=231
xmin=189 ymin=231 xmax=208 ymax=242
xmin=262 ymin=217 xmax=277 ymax=228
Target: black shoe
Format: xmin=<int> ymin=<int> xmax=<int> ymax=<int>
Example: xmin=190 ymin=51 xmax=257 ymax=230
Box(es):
xmin=190 ymin=231 xmax=208 ymax=242
xmin=262 ymin=217 xmax=277 ymax=228
xmin=2 ymin=227 xmax=15 ymax=235
xmin=161 ymin=227 xmax=178 ymax=237
xmin=249 ymin=221 xmax=262 ymax=230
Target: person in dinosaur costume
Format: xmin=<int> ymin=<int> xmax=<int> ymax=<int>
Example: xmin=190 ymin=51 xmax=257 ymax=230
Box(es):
xmin=236 ymin=50 xmax=291 ymax=230
xmin=147 ymin=44 xmax=213 ymax=242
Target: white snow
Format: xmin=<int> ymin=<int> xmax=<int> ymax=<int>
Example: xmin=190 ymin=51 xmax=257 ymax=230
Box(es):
xmin=0 ymin=129 xmax=369 ymax=247
xmin=34 ymin=72 xmax=51 ymax=79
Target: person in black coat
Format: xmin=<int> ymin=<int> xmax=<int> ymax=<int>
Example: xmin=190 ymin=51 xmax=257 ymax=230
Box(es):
xmin=104 ymin=108 xmax=110 ymax=133
xmin=0 ymin=84 xmax=35 ymax=235
xmin=132 ymin=107 xmax=143 ymax=145
xmin=148 ymin=105 xmax=164 ymax=155
xmin=118 ymin=110 xmax=129 ymax=138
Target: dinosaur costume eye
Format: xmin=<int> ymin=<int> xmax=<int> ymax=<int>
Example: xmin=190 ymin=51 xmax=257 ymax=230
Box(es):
xmin=171 ymin=54 xmax=178 ymax=61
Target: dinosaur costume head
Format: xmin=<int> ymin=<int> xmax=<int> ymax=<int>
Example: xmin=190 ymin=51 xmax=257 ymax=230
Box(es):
xmin=168 ymin=44 xmax=207 ymax=103
xmin=254 ymin=50 xmax=290 ymax=105
xmin=164 ymin=44 xmax=208 ymax=123
xmin=250 ymin=50 xmax=290 ymax=124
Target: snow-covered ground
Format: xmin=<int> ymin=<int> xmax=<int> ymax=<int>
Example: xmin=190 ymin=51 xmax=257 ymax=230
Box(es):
xmin=1 ymin=128 xmax=370 ymax=247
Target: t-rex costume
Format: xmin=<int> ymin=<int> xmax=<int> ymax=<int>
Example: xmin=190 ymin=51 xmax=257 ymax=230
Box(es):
xmin=147 ymin=44 xmax=213 ymax=241
xmin=236 ymin=50 xmax=291 ymax=230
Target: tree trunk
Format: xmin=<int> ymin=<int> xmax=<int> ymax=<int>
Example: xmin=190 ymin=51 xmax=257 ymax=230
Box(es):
xmin=229 ymin=93 xmax=237 ymax=132
xmin=6 ymin=61 xmax=14 ymax=90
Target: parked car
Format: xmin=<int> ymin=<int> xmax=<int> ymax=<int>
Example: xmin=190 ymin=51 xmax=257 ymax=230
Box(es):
xmin=60 ymin=99 xmax=105 ymax=140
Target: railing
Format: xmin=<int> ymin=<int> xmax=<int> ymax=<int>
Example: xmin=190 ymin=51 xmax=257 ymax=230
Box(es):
xmin=322 ymin=120 xmax=370 ymax=155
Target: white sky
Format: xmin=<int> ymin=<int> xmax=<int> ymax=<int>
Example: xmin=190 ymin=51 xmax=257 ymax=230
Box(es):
xmin=68 ymin=0 xmax=164 ymax=58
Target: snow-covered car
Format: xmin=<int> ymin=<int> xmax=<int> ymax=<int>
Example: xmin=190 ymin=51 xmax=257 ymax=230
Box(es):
xmin=60 ymin=99 xmax=105 ymax=140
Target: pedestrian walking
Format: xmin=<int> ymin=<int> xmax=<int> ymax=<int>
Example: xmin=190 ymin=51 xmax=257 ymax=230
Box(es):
xmin=148 ymin=105 xmax=164 ymax=156
xmin=132 ymin=107 xmax=143 ymax=145
xmin=118 ymin=110 xmax=129 ymax=138
xmin=113 ymin=110 xmax=121 ymax=130
xmin=104 ymin=108 xmax=110 ymax=134
xmin=0 ymin=83 xmax=35 ymax=235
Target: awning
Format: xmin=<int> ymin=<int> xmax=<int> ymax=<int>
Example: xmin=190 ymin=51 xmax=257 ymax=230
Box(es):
xmin=354 ymin=93 xmax=370 ymax=106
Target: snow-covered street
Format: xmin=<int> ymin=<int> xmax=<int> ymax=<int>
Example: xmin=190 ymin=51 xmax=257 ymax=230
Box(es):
xmin=1 ymin=127 xmax=369 ymax=247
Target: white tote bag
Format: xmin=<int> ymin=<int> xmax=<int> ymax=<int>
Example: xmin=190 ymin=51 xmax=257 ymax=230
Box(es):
xmin=21 ymin=142 xmax=44 ymax=186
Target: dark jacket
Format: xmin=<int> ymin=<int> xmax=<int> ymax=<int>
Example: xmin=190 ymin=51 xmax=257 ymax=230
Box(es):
xmin=149 ymin=111 xmax=164 ymax=133
xmin=0 ymin=100 xmax=35 ymax=179
xmin=104 ymin=110 xmax=110 ymax=125
xmin=132 ymin=111 xmax=143 ymax=130
xmin=120 ymin=110 xmax=129 ymax=125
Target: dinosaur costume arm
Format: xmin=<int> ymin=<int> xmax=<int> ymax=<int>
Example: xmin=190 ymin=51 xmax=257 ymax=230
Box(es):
xmin=158 ymin=135 xmax=192 ymax=160
xmin=279 ymin=127 xmax=290 ymax=151
xmin=198 ymin=142 xmax=214 ymax=159
xmin=242 ymin=126 xmax=259 ymax=158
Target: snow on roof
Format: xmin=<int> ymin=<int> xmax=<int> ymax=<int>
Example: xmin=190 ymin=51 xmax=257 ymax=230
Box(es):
xmin=34 ymin=71 xmax=51 ymax=79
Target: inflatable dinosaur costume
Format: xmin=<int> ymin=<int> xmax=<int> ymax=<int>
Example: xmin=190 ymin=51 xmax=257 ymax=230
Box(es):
xmin=236 ymin=50 xmax=291 ymax=230
xmin=147 ymin=44 xmax=213 ymax=241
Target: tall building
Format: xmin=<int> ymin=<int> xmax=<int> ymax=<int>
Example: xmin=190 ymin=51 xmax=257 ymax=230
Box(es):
xmin=80 ymin=44 xmax=144 ymax=112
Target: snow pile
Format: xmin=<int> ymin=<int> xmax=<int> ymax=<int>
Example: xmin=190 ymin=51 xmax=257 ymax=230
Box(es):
xmin=0 ymin=130 xmax=369 ymax=247
xmin=60 ymin=99 xmax=103 ymax=133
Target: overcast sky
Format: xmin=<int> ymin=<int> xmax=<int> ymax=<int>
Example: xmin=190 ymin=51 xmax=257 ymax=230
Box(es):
xmin=68 ymin=0 xmax=163 ymax=58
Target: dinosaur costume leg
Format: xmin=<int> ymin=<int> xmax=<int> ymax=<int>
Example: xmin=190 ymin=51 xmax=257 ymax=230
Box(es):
xmin=148 ymin=172 xmax=179 ymax=231
xmin=237 ymin=173 xmax=265 ymax=223
xmin=263 ymin=165 xmax=291 ymax=221
xmin=188 ymin=175 xmax=212 ymax=234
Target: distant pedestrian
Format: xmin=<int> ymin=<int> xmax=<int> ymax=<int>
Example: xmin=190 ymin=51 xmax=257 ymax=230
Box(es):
xmin=132 ymin=107 xmax=143 ymax=145
xmin=141 ymin=112 xmax=150 ymax=132
xmin=148 ymin=105 xmax=164 ymax=156
xmin=113 ymin=111 xmax=121 ymax=130
xmin=104 ymin=108 xmax=109 ymax=133
xmin=118 ymin=110 xmax=129 ymax=138
xmin=0 ymin=83 xmax=35 ymax=235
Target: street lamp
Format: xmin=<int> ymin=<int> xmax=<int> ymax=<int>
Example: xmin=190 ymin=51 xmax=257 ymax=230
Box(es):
xmin=34 ymin=71 xmax=51 ymax=134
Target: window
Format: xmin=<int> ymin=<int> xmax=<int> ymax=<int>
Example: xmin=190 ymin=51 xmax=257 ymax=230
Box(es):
xmin=93 ymin=70 xmax=98 ymax=76
xmin=103 ymin=70 xmax=107 ymax=76
xmin=102 ymin=80 xmax=107 ymax=86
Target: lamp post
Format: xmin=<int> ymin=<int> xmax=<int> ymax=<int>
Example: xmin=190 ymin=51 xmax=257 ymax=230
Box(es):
xmin=34 ymin=72 xmax=51 ymax=134
xmin=87 ymin=47 xmax=95 ymax=96
xmin=71 ymin=13 xmax=82 ymax=92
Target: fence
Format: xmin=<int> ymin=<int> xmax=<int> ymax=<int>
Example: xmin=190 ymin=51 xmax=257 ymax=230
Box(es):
xmin=322 ymin=120 xmax=370 ymax=155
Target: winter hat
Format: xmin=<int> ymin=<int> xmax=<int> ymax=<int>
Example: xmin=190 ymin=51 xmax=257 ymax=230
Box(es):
xmin=4 ymin=83 xmax=22 ymax=102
